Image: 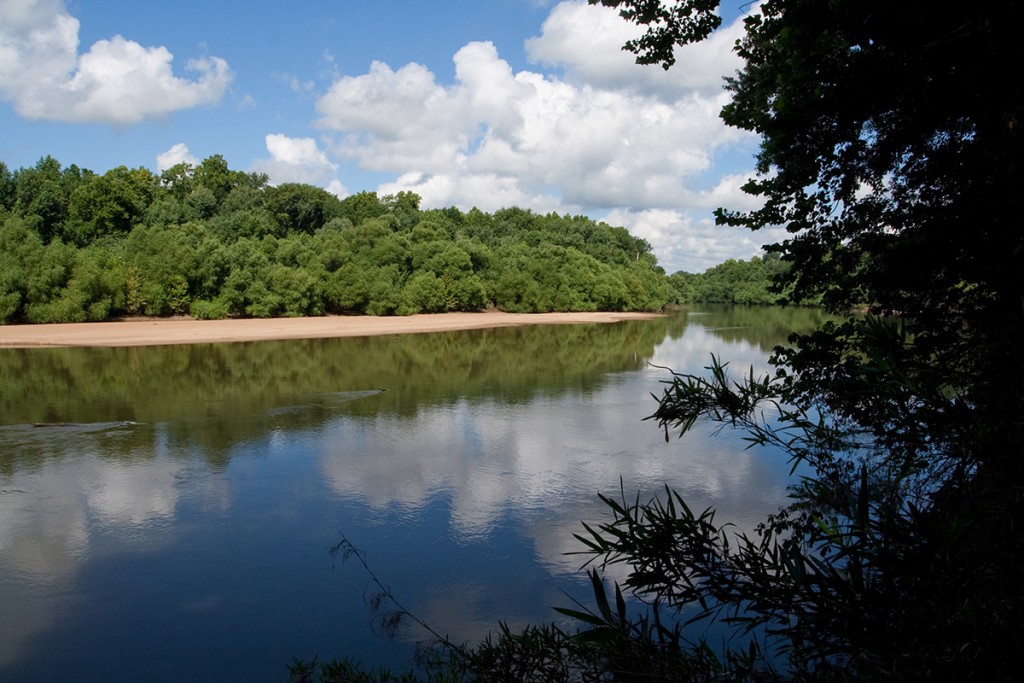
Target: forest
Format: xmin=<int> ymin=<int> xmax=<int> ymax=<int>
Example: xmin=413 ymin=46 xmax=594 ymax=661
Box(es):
xmin=0 ymin=155 xmax=787 ymax=325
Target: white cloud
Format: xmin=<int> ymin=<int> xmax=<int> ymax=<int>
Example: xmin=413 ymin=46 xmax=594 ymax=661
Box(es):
xmin=603 ymin=207 xmax=787 ymax=274
xmin=524 ymin=0 xmax=744 ymax=98
xmin=156 ymin=142 xmax=198 ymax=172
xmin=312 ymin=1 xmax=763 ymax=272
xmin=317 ymin=58 xmax=471 ymax=171
xmin=0 ymin=0 xmax=231 ymax=125
xmin=325 ymin=179 xmax=348 ymax=199
xmin=251 ymin=133 xmax=339 ymax=186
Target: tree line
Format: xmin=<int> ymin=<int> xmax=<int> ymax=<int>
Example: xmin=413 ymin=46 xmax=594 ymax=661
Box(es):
xmin=0 ymin=154 xmax=789 ymax=325
xmin=669 ymin=252 xmax=793 ymax=305
xmin=0 ymin=155 xmax=660 ymax=323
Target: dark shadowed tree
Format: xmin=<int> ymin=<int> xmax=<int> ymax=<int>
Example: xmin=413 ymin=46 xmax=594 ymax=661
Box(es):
xmin=0 ymin=161 xmax=14 ymax=214
xmin=67 ymin=166 xmax=156 ymax=244
xmin=569 ymin=1 xmax=1024 ymax=680
xmin=264 ymin=183 xmax=344 ymax=235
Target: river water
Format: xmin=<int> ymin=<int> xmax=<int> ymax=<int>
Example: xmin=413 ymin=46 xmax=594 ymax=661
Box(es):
xmin=0 ymin=305 xmax=826 ymax=681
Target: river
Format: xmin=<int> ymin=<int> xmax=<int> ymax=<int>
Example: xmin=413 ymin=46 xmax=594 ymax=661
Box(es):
xmin=0 ymin=305 xmax=827 ymax=681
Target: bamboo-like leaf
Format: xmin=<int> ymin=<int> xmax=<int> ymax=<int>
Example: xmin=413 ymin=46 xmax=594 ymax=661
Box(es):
xmin=551 ymin=606 xmax=605 ymax=627
xmin=589 ymin=570 xmax=613 ymax=623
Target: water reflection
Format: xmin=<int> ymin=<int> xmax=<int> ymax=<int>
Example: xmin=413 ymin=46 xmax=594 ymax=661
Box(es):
xmin=1 ymin=319 xmax=674 ymax=467
xmin=0 ymin=306 xmax=826 ymax=681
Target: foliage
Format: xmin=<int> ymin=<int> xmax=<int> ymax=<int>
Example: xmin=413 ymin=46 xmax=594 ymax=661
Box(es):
xmin=287 ymin=657 xmax=420 ymax=683
xmin=591 ymin=0 xmax=722 ymax=69
xmin=0 ymin=156 xmax=673 ymax=323
xmin=670 ymin=253 xmax=793 ymax=305
xmin=575 ymin=0 xmax=1022 ymax=679
xmin=297 ymin=538 xmax=738 ymax=683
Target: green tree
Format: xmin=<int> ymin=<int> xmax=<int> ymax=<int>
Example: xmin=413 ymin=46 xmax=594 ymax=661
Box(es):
xmin=267 ymin=263 xmax=324 ymax=316
xmin=691 ymin=255 xmax=786 ymax=304
xmin=192 ymin=154 xmax=268 ymax=209
xmin=12 ymin=156 xmax=80 ymax=242
xmin=62 ymin=245 xmax=129 ymax=320
xmin=0 ymin=161 xmax=14 ymax=214
xmin=339 ymin=191 xmax=388 ymax=226
xmin=0 ymin=218 xmax=41 ymax=322
xmin=1 ymin=155 xmax=672 ymax=321
xmin=159 ymin=162 xmax=195 ymax=200
xmin=67 ymin=166 xmax=155 ymax=244
xmin=665 ymin=270 xmax=698 ymax=304
xmin=192 ymin=154 xmax=234 ymax=205
xmin=265 ymin=183 xmax=344 ymax=235
xmin=380 ymin=190 xmax=422 ymax=231
xmin=122 ymin=223 xmax=221 ymax=316
xmin=22 ymin=239 xmax=81 ymax=323
xmin=402 ymin=271 xmax=449 ymax=314
xmin=207 ymin=186 xmax=279 ymax=240
xmin=219 ymin=237 xmax=274 ymax=316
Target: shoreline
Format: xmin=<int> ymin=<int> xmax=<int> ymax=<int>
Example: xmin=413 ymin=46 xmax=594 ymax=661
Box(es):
xmin=0 ymin=311 xmax=665 ymax=349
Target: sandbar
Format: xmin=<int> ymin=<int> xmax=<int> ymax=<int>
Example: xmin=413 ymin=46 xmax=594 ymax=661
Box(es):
xmin=0 ymin=311 xmax=664 ymax=349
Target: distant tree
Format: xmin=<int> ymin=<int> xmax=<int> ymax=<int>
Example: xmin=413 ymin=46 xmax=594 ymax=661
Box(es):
xmin=665 ymin=270 xmax=698 ymax=303
xmin=380 ymin=190 xmax=422 ymax=231
xmin=1 ymin=155 xmax=674 ymax=320
xmin=267 ymin=263 xmax=324 ymax=316
xmin=264 ymin=183 xmax=344 ymax=235
xmin=191 ymin=154 xmax=233 ymax=204
xmin=339 ymin=191 xmax=388 ymax=226
xmin=689 ymin=254 xmax=788 ymax=305
xmin=67 ymin=166 xmax=156 ymax=244
xmin=0 ymin=218 xmax=37 ymax=322
xmin=208 ymin=187 xmax=278 ymax=240
xmin=0 ymin=161 xmax=14 ymax=214
xmin=192 ymin=155 xmax=268 ymax=208
xmin=12 ymin=156 xmax=81 ymax=242
xmin=159 ymin=162 xmax=195 ymax=200
xmin=402 ymin=271 xmax=449 ymax=314
xmin=63 ymin=245 xmax=129 ymax=320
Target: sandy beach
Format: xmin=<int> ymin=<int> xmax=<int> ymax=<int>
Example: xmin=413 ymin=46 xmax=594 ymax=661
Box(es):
xmin=0 ymin=311 xmax=664 ymax=348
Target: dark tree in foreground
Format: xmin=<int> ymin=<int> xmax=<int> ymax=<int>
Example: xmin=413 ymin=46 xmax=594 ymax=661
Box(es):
xmin=573 ymin=0 xmax=1023 ymax=680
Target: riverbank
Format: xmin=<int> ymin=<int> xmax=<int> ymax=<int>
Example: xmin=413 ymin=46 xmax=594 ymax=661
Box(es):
xmin=0 ymin=311 xmax=664 ymax=348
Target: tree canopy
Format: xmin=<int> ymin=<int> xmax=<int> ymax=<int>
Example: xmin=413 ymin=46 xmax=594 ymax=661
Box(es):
xmin=0 ymin=156 xmax=670 ymax=323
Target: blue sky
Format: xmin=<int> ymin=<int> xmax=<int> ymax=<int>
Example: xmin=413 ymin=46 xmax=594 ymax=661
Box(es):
xmin=0 ymin=0 xmax=777 ymax=273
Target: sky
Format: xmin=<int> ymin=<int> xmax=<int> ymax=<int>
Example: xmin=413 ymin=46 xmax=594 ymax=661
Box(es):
xmin=0 ymin=0 xmax=781 ymax=274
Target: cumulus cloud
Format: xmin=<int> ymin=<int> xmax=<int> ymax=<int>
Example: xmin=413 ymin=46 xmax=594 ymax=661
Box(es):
xmin=0 ymin=0 xmax=231 ymax=125
xmin=318 ymin=37 xmax=747 ymax=210
xmin=313 ymin=1 xmax=764 ymax=271
xmin=603 ymin=207 xmax=786 ymax=274
xmin=251 ymin=133 xmax=339 ymax=186
xmin=524 ymin=0 xmax=744 ymax=98
xmin=325 ymin=179 xmax=349 ymax=199
xmin=156 ymin=143 xmax=198 ymax=172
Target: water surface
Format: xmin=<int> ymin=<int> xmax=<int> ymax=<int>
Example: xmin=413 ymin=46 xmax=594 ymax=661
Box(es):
xmin=0 ymin=305 xmax=827 ymax=681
